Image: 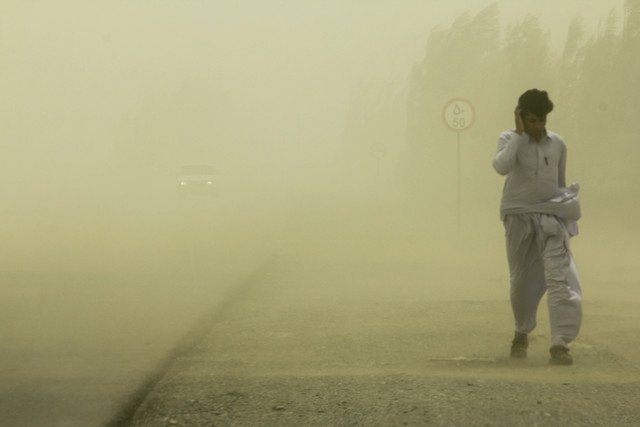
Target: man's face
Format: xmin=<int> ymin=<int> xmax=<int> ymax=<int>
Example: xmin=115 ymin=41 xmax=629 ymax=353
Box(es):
xmin=522 ymin=112 xmax=546 ymax=142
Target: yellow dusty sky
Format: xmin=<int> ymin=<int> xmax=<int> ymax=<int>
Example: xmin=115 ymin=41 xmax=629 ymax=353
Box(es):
xmin=0 ymin=0 xmax=627 ymax=187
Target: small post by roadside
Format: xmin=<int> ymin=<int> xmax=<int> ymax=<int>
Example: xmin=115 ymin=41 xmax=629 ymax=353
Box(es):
xmin=442 ymin=98 xmax=475 ymax=227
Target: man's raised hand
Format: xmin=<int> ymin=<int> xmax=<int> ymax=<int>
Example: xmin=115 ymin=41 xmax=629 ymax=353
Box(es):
xmin=514 ymin=106 xmax=525 ymax=135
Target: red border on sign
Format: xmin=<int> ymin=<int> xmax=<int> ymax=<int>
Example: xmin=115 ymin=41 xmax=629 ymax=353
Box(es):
xmin=442 ymin=98 xmax=475 ymax=133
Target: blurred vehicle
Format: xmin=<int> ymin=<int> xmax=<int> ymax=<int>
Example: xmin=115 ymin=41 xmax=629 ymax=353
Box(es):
xmin=178 ymin=164 xmax=218 ymax=198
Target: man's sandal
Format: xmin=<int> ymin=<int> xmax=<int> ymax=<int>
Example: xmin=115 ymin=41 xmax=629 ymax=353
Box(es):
xmin=549 ymin=345 xmax=573 ymax=365
xmin=510 ymin=332 xmax=528 ymax=358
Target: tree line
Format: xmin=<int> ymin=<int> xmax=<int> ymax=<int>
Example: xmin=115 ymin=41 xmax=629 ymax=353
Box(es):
xmin=396 ymin=1 xmax=640 ymax=197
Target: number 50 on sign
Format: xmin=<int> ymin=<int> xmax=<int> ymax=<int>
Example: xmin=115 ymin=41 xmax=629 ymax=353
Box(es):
xmin=442 ymin=98 xmax=475 ymax=133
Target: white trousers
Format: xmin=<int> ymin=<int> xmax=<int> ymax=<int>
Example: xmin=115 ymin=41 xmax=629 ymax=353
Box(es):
xmin=504 ymin=213 xmax=582 ymax=348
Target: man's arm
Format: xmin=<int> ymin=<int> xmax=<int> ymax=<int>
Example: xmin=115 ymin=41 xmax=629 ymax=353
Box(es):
xmin=558 ymin=143 xmax=567 ymax=188
xmin=493 ymin=133 xmax=522 ymax=175
xmin=493 ymin=106 xmax=524 ymax=175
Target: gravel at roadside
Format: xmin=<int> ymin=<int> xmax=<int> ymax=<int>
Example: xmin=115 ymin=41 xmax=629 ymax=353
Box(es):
xmin=128 ymin=256 xmax=640 ymax=426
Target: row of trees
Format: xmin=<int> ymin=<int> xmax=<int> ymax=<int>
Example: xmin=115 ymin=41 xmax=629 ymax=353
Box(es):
xmin=346 ymin=1 xmax=640 ymax=204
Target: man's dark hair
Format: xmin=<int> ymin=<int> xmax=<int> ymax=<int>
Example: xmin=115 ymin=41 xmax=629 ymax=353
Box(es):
xmin=518 ymin=89 xmax=554 ymax=118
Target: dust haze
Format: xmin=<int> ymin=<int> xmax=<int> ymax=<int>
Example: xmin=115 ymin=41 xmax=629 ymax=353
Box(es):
xmin=1 ymin=0 xmax=639 ymax=423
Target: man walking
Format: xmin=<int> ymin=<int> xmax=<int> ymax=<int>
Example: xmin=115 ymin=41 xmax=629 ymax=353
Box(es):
xmin=493 ymin=89 xmax=582 ymax=365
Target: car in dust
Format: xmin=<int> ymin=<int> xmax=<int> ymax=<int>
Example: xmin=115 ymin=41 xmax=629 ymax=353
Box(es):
xmin=178 ymin=164 xmax=218 ymax=198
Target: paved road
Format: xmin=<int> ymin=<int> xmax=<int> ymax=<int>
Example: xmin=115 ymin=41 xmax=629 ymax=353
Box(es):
xmin=0 ymin=195 xmax=278 ymax=427
xmin=3 ymin=195 xmax=639 ymax=426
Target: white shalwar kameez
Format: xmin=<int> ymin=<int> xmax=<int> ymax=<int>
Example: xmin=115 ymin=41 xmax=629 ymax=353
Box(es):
xmin=493 ymin=129 xmax=582 ymax=349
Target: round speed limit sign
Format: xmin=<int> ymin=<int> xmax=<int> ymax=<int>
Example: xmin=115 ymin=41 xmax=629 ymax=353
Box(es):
xmin=442 ymin=98 xmax=475 ymax=133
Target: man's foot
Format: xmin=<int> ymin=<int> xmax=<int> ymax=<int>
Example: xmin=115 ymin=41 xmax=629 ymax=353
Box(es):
xmin=510 ymin=332 xmax=528 ymax=358
xmin=549 ymin=345 xmax=573 ymax=365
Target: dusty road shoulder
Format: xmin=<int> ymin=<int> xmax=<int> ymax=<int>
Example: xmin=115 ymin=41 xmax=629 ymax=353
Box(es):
xmin=129 ymin=257 xmax=640 ymax=426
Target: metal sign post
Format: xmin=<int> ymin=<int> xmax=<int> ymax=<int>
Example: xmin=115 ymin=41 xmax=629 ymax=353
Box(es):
xmin=442 ymin=98 xmax=475 ymax=226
